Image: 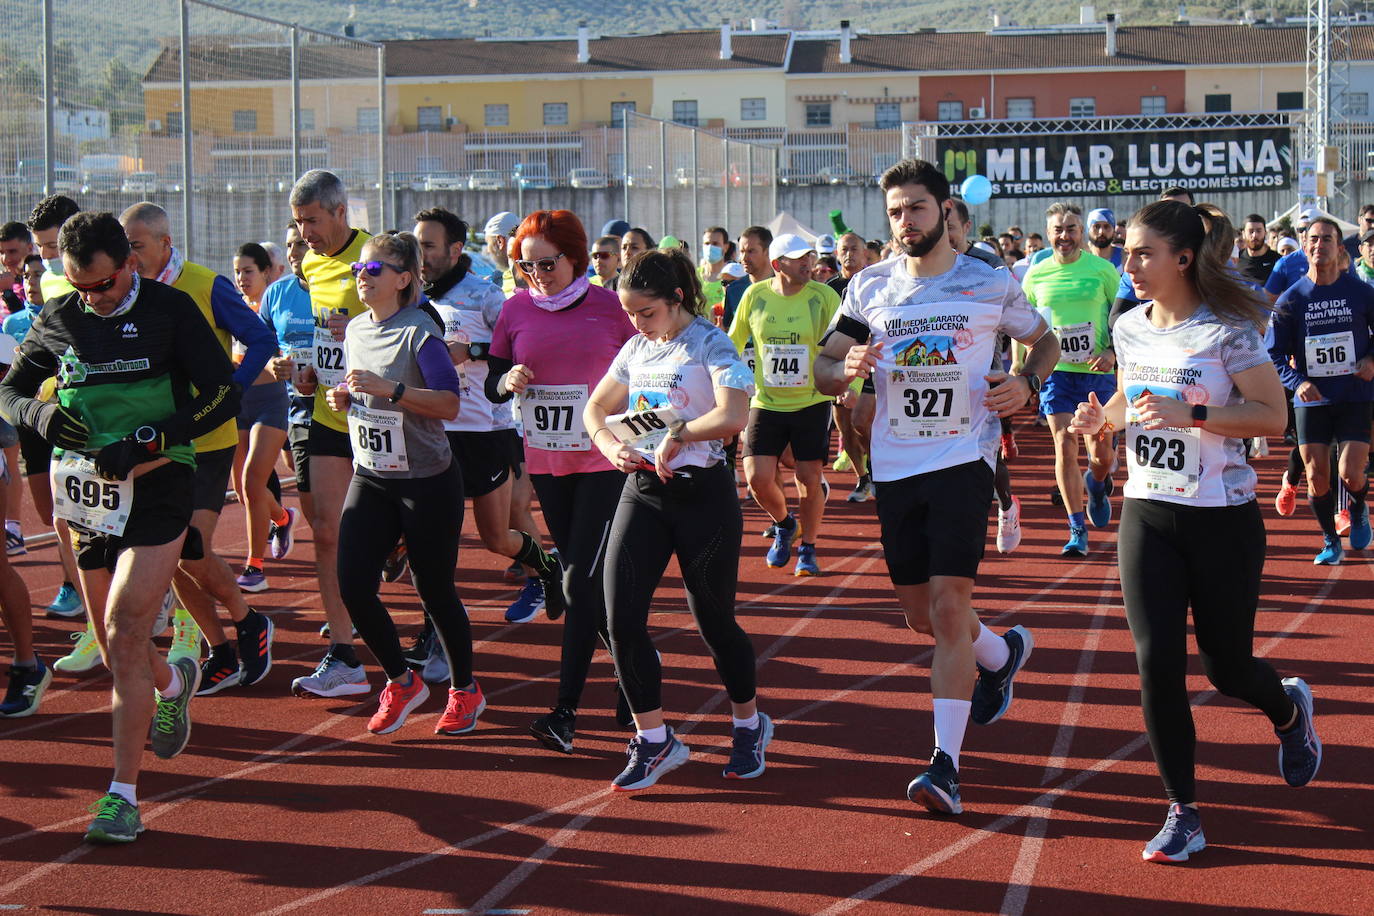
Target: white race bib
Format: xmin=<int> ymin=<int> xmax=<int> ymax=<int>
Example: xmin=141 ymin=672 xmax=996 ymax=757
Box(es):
xmin=1304 ymin=331 xmax=1356 ymax=379
xmin=521 ymin=385 xmax=590 ymax=451
xmin=885 ymin=365 xmax=972 ymax=438
xmin=53 ymin=453 xmax=133 ymax=535
xmin=1126 ymin=407 xmax=1200 ymax=498
xmin=347 ymin=404 xmax=408 ymax=472
xmin=1056 ymin=321 xmax=1096 ymax=365
xmin=313 ymin=326 xmax=347 ymax=388
xmin=606 ymin=404 xmax=683 ymax=460
xmin=289 ymin=346 xmax=315 ymax=371
xmin=742 ymin=346 xmax=757 ymax=376
xmin=761 ymin=344 xmax=809 ymax=388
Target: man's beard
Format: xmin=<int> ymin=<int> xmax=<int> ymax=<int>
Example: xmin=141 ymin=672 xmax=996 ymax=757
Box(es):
xmin=900 ymin=219 xmax=946 ymax=258
xmin=1090 ymin=234 xmax=1113 ymax=250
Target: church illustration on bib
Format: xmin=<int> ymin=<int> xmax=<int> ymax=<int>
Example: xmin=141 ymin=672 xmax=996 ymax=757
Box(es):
xmin=894 ymin=335 xmax=958 ymax=368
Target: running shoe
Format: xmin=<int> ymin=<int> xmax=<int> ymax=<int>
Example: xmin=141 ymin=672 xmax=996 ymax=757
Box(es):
xmin=1274 ymin=473 xmax=1298 ymax=517
xmin=403 ymin=628 xmax=436 ymax=669
xmin=832 ymin=450 xmax=853 ymax=473
xmin=150 ymin=657 xmax=201 ymax=759
xmin=1334 ymin=508 xmax=1352 ymax=537
xmin=236 ymin=611 xmax=274 ymax=686
xmin=761 ymin=523 xmax=777 ymax=539
xmin=846 ymin=478 xmax=874 ymax=503
xmin=766 ymin=518 xmax=797 ymax=568
xmin=291 ymin=653 xmax=370 ymax=698
xmin=420 ymin=637 xmax=449 ymax=685
xmin=907 ymin=747 xmax=962 ymax=815
xmin=435 ymin=681 xmax=486 ymax=735
xmin=0 ymin=657 xmax=52 ymax=718
xmin=1314 ymin=535 xmax=1344 ymax=566
xmin=167 ymin=608 xmax=202 ymax=666
xmin=723 ymin=712 xmax=774 ymax=779
xmin=1351 ymin=502 xmax=1372 ymax=551
xmin=268 ymin=507 xmax=297 ymax=560
xmin=317 ymin=622 xmax=359 ymax=639
xmin=1142 ymin=803 xmax=1205 ymax=863
xmin=1277 ymin=677 xmax=1322 ymax=787
xmin=381 ymin=541 xmax=409 ymax=583
xmin=195 ymin=645 xmax=242 ymax=696
xmin=152 ymin=590 xmax=174 ymax=639
xmin=1249 ymin=437 xmax=1270 ymax=458
xmin=794 ymin=543 xmax=820 ymax=577
xmin=54 ymin=623 xmax=102 ymax=674
xmin=502 ymin=561 xmax=525 ymax=583
xmin=84 ymin=793 xmax=143 ymax=845
xmin=540 ymin=550 xmax=567 ymax=621
xmin=530 ymin=704 xmax=577 ymax=753
xmin=1000 ymin=432 xmax=1019 ymax=461
xmin=505 ymin=577 xmax=545 ymax=623
xmin=970 ymin=625 xmax=1035 ymax=726
xmin=5 ymin=526 xmax=24 ymax=557
xmin=1061 ymin=525 xmax=1088 ymax=557
xmin=44 ymin=583 xmax=85 ymax=620
xmin=1085 ymin=470 xmax=1112 ymax=528
xmin=996 ymin=496 xmax=1023 ymax=554
xmin=236 ymin=566 xmax=268 ymax=593
xmin=612 ymin=728 xmax=691 ymax=791
xmin=368 ymin=674 xmax=429 ymax=735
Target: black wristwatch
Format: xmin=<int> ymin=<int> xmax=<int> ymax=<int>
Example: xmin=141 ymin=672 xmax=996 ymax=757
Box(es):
xmin=389 ymin=382 xmax=406 ymax=403
xmin=1191 ymin=404 xmax=1208 ymax=428
xmin=466 ymin=341 xmax=489 ymax=360
xmin=1018 ymin=372 xmax=1042 ymax=395
xmin=133 ymin=425 xmax=160 ymax=453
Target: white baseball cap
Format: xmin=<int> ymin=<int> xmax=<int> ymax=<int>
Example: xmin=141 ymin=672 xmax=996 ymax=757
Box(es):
xmin=815 ymin=233 xmax=837 ymax=254
xmin=721 ymin=262 xmax=747 ymax=279
xmin=769 ymin=233 xmax=813 ymax=261
xmin=484 ymin=211 xmax=520 ymax=238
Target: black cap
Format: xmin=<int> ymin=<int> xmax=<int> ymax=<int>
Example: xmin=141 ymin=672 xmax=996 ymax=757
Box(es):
xmin=1360 ymin=228 xmax=1374 ymax=244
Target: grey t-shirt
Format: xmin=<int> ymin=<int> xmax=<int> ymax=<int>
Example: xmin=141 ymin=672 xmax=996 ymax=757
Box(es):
xmin=343 ymin=305 xmax=452 ymax=479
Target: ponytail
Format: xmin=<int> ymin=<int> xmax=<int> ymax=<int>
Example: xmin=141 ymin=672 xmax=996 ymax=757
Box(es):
xmin=619 ymin=248 xmax=707 ymax=316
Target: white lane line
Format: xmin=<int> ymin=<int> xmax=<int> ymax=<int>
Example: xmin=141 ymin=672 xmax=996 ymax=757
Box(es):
xmin=461 ymin=804 xmax=609 ymax=916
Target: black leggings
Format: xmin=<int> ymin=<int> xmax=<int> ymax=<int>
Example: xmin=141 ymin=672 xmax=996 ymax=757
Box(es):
xmin=1118 ymin=497 xmax=1294 ymax=805
xmin=530 ymin=470 xmax=625 ymax=710
xmin=338 ymin=463 xmax=471 ymax=687
xmin=606 ymin=463 xmax=756 ymax=713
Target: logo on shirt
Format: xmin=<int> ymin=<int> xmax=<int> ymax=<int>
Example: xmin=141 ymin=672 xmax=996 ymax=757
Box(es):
xmin=120 ymin=322 xmax=138 ymax=338
xmin=895 ymin=335 xmax=960 ymax=367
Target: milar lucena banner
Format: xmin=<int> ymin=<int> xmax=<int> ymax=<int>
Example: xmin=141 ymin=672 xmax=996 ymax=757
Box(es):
xmin=938 ymin=127 xmax=1292 ymax=198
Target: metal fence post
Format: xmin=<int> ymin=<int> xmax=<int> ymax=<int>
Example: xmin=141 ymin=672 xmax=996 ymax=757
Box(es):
xmin=377 ymin=45 xmax=387 ymax=231
xmin=771 ymin=146 xmax=779 ymax=219
xmin=659 ymin=120 xmax=667 ymax=238
xmin=747 ymin=145 xmax=754 ymax=227
xmin=621 ymin=114 xmax=629 ymax=220
xmin=179 ymin=0 xmax=194 ymax=260
xmin=41 ymin=0 xmax=55 ymax=194
xmin=723 ymin=137 xmax=730 ymax=234
xmin=290 ymin=25 xmax=301 ymax=181
xmin=691 ymin=127 xmax=699 ymax=250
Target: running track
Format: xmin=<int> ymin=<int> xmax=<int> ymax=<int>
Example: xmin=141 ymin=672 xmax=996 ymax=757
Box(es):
xmin=1 ymin=428 xmax=1371 ymax=915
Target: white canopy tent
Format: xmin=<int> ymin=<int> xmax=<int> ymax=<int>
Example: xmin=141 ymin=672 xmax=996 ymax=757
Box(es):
xmin=1267 ymin=203 xmax=1359 ymax=234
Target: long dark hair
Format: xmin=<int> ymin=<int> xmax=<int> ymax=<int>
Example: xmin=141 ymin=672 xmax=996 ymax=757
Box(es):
xmin=1129 ymin=200 xmax=1270 ymax=332
xmin=619 ymin=248 xmax=706 ymax=316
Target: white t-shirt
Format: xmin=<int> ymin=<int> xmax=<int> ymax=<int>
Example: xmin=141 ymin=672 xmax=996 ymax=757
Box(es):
xmin=833 ymin=254 xmax=1045 ymax=481
xmin=608 ymin=317 xmax=754 ymax=471
xmin=429 ymin=270 xmax=508 ymax=433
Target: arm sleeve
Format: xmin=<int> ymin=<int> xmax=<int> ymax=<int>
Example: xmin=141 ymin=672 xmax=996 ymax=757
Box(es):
xmin=609 ymin=337 xmax=633 ymax=385
xmin=209 ymin=275 xmax=276 ymax=384
xmin=164 ymin=297 xmax=242 ymax=446
xmin=1108 ymin=297 xmax=1140 ymax=335
xmin=1267 ymin=306 xmax=1308 ymax=391
xmin=0 ymin=316 xmax=56 ymax=428
xmin=415 ymin=335 xmax=461 ymax=395
xmin=726 ymin=289 xmax=751 ymax=353
xmin=480 ymin=285 xmax=505 ymax=336
xmin=1220 ymin=324 xmax=1271 ymax=376
xmin=1264 ymin=259 xmax=1293 ymax=297
xmin=997 ymin=272 xmax=1045 ymax=341
xmin=485 ymin=354 xmax=514 ymax=403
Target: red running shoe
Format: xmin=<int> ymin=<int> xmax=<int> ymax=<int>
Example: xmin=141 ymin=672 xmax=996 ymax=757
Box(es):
xmin=367 ymin=674 xmax=429 ymax=735
xmin=435 ymin=680 xmax=487 ymax=735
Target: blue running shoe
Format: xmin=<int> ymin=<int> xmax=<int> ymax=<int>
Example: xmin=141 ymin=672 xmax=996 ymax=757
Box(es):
xmin=1143 ymin=803 xmax=1205 ymax=863
xmin=612 ymin=728 xmax=691 ymax=791
xmin=1061 ymin=525 xmax=1088 ymax=557
xmin=1085 ymin=470 xmax=1112 ymax=528
xmin=766 ymin=517 xmax=797 ymax=568
xmin=794 ymin=543 xmax=820 ymax=577
xmin=907 ymin=748 xmax=962 ymax=815
xmin=45 ymin=583 xmax=85 ymax=620
xmin=1276 ymin=677 xmax=1321 ymax=787
xmin=505 ymin=577 xmax=544 ymax=623
xmin=970 ymin=625 xmax=1035 ymax=726
xmin=1349 ymin=503 xmax=1371 ymax=551
xmin=1314 ymin=535 xmax=1343 ymax=566
xmin=723 ymin=713 xmax=774 ymax=779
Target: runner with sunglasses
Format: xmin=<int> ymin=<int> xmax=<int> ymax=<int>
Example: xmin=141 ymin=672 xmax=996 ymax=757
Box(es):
xmin=487 ymin=210 xmax=637 ymax=752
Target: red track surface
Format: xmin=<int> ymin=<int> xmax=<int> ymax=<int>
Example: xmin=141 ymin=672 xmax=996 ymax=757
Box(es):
xmin=1 ymin=427 xmax=1371 ymax=915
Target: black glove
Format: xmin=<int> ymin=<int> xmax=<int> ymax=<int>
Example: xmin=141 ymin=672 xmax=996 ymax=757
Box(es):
xmin=30 ymin=401 xmax=89 ymax=451
xmin=93 ymin=436 xmax=158 ymax=482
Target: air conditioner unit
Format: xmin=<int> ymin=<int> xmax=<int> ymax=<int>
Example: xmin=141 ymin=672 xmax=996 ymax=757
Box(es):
xmin=967 ymin=106 xmax=986 ymax=119
xmin=148 ymin=119 xmax=163 ymax=131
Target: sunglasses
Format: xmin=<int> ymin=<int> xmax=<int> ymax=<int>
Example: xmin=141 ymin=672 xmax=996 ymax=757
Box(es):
xmin=350 ymin=260 xmax=405 ymax=277
xmin=69 ymin=268 xmax=124 ymax=294
xmin=516 ymin=252 xmax=566 ymax=274
xmin=590 ymin=251 xmax=617 ymax=260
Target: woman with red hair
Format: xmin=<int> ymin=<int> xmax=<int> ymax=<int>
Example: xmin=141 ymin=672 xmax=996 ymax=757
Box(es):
xmin=487 ymin=210 xmax=636 ymax=753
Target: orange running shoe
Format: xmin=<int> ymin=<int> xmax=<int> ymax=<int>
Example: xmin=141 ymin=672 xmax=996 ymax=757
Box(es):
xmin=1335 ymin=508 xmax=1352 ymax=537
xmin=435 ymin=680 xmax=487 ymax=735
xmin=367 ymin=674 xmax=429 ymax=735
xmin=1274 ymin=474 xmax=1298 ymax=517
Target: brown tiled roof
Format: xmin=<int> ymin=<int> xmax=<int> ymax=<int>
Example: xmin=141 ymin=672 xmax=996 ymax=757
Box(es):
xmin=788 ymin=23 xmax=1374 ymax=73
xmin=143 ymin=40 xmax=378 ymax=83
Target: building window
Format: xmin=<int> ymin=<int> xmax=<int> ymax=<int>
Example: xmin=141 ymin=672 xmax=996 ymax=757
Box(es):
xmin=1204 ymin=93 xmax=1231 ymax=113
xmin=1140 ymin=95 xmax=1166 ymax=116
xmin=232 ymin=109 xmax=257 ymax=133
xmin=417 ymin=106 xmax=443 ymax=132
xmin=484 ymin=104 xmax=509 ymax=127
xmin=299 ymin=108 xmax=316 ymax=131
xmin=672 ymin=100 xmax=698 ymax=126
xmin=1069 ymin=97 xmax=1096 ymax=117
xmin=805 ymin=103 xmax=832 ymax=127
xmin=741 ymin=98 xmax=767 ymax=121
xmin=875 ymin=101 xmax=901 ymax=128
xmin=1345 ymin=91 xmax=1370 ymax=117
xmin=543 ymin=102 xmax=569 ymax=126
xmin=1006 ymin=97 xmax=1034 ymax=119
xmin=611 ymin=101 xmax=636 ymax=127
xmin=1276 ymin=91 xmax=1304 ymax=111
xmin=356 ymin=107 xmax=379 ymax=133
xmin=166 ymin=111 xmax=182 ymax=136
xmin=937 ymin=101 xmax=963 ymax=121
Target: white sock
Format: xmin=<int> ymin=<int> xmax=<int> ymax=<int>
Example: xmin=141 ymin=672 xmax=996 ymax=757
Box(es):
xmin=732 ymin=712 xmax=760 ymax=731
xmin=972 ymin=624 xmax=1011 ymax=672
xmin=638 ymin=725 xmax=668 ymax=743
xmin=157 ymin=665 xmax=183 ymax=700
xmin=932 ymin=698 xmax=972 ymax=770
xmin=108 ymin=780 xmax=138 ymax=806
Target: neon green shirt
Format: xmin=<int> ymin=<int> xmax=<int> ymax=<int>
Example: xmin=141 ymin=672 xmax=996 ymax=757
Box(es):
xmin=1021 ymin=251 xmax=1121 ymax=374
xmin=727 ymin=279 xmax=839 ymax=411
xmin=303 ymin=229 xmax=371 ymax=431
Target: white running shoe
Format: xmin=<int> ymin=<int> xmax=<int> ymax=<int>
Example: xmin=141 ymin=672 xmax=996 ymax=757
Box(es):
xmin=292 ymin=653 xmax=370 ymax=698
xmin=996 ymin=496 xmax=1022 ymax=554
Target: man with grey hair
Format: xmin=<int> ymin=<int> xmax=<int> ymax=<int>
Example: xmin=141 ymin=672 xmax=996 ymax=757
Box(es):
xmin=119 ymin=201 xmax=277 ymax=694
xmin=285 ymin=168 xmax=374 ymax=698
